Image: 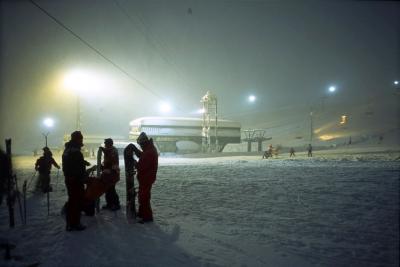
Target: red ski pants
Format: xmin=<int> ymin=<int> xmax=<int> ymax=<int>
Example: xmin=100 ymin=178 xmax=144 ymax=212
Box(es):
xmin=138 ymin=182 xmax=153 ymax=220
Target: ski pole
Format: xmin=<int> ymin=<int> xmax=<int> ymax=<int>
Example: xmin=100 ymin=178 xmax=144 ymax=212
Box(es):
xmin=47 ymin=190 xmax=50 ymax=216
xmin=14 ymin=175 xmax=24 ymax=224
xmin=6 ymin=139 xmax=15 ymax=228
xmin=23 ymin=180 xmax=27 ymax=225
xmin=55 ymin=169 xmax=60 ymax=192
xmin=27 ymin=171 xmax=37 ymax=191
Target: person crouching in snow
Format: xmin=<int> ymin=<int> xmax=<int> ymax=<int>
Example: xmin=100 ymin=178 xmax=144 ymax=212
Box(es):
xmin=101 ymin=138 xmax=121 ymax=211
xmin=132 ymin=132 xmax=158 ymax=223
xmin=35 ymin=147 xmax=60 ymax=193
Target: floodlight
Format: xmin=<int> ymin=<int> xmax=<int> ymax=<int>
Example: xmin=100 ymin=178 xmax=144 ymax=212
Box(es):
xmin=248 ymin=95 xmax=256 ymax=102
xmin=43 ymin=117 xmax=54 ymax=128
xmin=160 ymin=102 xmax=172 ymax=113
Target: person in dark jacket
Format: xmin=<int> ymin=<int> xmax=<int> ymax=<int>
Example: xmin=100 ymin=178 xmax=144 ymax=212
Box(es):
xmin=307 ymin=144 xmax=313 ymax=157
xmin=62 ymin=131 xmax=89 ymax=231
xmin=289 ymin=147 xmax=296 ymax=157
xmin=35 ymin=147 xmax=60 ymax=193
xmin=101 ymin=138 xmax=121 ymax=211
xmin=132 ymin=132 xmax=158 ymax=223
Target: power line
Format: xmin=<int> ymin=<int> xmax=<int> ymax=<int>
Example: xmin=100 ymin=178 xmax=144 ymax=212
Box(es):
xmin=112 ymin=0 xmax=196 ymax=93
xmin=29 ymin=0 xmax=165 ymax=102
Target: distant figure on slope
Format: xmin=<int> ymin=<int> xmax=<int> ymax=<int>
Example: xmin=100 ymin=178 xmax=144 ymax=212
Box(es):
xmin=262 ymin=144 xmax=274 ymax=159
xmin=34 ymin=147 xmax=60 ymax=193
xmin=101 ymin=138 xmax=121 ymax=211
xmin=131 ymin=132 xmax=158 ymax=223
xmin=289 ymin=147 xmax=295 ymax=157
xmin=307 ymin=144 xmax=313 ymax=157
xmin=62 ymin=131 xmax=89 ymax=231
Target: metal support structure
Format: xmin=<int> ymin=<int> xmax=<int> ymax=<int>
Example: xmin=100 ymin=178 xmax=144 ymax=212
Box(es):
xmin=201 ymin=91 xmax=218 ymax=152
xmin=309 ymin=109 xmax=313 ymax=143
xmin=243 ymin=129 xmax=270 ymax=152
xmin=42 ymin=132 xmax=49 ymax=147
xmin=76 ymin=95 xmax=81 ymax=131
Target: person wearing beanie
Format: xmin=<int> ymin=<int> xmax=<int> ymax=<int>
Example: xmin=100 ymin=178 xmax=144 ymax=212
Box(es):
xmin=62 ymin=131 xmax=89 ymax=231
xmin=131 ymin=132 xmax=158 ymax=223
xmin=101 ymin=138 xmax=121 ymax=211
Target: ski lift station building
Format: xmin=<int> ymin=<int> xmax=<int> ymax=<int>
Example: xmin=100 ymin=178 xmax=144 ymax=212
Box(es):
xmin=129 ymin=117 xmax=241 ymax=152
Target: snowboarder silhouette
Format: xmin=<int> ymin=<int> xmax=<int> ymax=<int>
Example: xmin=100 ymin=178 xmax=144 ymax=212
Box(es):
xmin=101 ymin=138 xmax=121 ymax=211
xmin=34 ymin=147 xmax=60 ymax=193
xmin=307 ymin=144 xmax=313 ymax=157
xmin=289 ymin=147 xmax=295 ymax=157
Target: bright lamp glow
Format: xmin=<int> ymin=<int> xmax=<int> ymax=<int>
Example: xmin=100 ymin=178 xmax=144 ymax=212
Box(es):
xmin=63 ymin=69 xmax=103 ymax=96
xmin=340 ymin=115 xmax=347 ymax=125
xmin=328 ymin=86 xmax=336 ymax=93
xmin=248 ymin=95 xmax=256 ymax=102
xmin=43 ymin=118 xmax=54 ymax=128
xmin=394 ymin=81 xmax=399 ymax=85
xmin=160 ymin=102 xmax=172 ymax=113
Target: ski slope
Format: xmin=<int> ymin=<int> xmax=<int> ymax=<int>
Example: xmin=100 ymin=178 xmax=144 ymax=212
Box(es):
xmin=1 ymin=148 xmax=399 ymax=267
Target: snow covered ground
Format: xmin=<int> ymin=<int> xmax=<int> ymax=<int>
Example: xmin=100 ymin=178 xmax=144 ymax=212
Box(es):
xmin=1 ymin=147 xmax=399 ymax=267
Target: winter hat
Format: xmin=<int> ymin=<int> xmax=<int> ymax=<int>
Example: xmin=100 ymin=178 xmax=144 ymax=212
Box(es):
xmin=137 ymin=132 xmax=149 ymax=145
xmin=43 ymin=147 xmax=52 ymax=156
xmin=104 ymin=138 xmax=113 ymax=146
xmin=71 ymin=131 xmax=83 ymax=144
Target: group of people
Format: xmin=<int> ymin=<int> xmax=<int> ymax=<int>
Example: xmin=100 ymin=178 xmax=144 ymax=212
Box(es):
xmin=33 ymin=130 xmax=158 ymax=232
xmin=262 ymin=144 xmax=313 ymax=159
xmin=262 ymin=144 xmax=278 ymax=159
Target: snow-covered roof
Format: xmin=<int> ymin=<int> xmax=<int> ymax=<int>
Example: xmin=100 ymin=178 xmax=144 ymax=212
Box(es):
xmin=129 ymin=116 xmax=241 ymax=128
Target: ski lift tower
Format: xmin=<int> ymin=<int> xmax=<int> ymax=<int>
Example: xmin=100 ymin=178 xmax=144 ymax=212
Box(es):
xmin=243 ymin=129 xmax=271 ymax=152
xmin=201 ymin=91 xmax=218 ymax=152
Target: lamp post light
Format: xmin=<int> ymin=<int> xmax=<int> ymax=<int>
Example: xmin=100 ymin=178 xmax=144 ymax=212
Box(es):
xmin=248 ymin=95 xmax=256 ymax=103
xmin=42 ymin=117 xmax=54 ymax=147
xmin=159 ymin=102 xmax=172 ymax=114
xmin=63 ymin=70 xmax=100 ymax=131
xmin=76 ymin=94 xmax=81 ymax=130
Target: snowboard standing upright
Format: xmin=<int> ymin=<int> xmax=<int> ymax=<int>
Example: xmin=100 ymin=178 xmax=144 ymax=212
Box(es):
xmin=95 ymin=147 xmax=102 ymax=213
xmin=5 ymin=139 xmax=15 ymax=227
xmin=124 ymin=145 xmax=137 ymax=220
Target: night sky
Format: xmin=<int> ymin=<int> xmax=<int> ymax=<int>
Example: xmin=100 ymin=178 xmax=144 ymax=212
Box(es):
xmin=1 ymin=0 xmax=399 ymax=152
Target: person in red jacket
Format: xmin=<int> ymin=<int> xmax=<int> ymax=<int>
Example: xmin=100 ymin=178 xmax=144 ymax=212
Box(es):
xmin=132 ymin=132 xmax=158 ymax=223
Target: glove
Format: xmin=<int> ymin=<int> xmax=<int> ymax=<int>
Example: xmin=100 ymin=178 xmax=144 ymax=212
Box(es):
xmin=132 ymin=144 xmax=140 ymax=153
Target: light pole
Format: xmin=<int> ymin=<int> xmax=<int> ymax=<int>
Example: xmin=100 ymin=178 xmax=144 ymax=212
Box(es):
xmin=76 ymin=94 xmax=81 ymax=130
xmin=63 ymin=70 xmax=97 ymax=131
xmin=309 ymin=109 xmax=313 ymax=143
xmin=42 ymin=117 xmax=54 ymax=147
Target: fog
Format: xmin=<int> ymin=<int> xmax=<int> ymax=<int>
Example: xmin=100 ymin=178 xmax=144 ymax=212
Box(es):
xmin=1 ymin=0 xmax=399 ymax=153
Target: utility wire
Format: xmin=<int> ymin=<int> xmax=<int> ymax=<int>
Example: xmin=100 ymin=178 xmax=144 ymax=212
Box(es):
xmin=29 ymin=0 xmax=165 ymax=102
xmin=113 ymin=0 xmax=197 ymax=95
